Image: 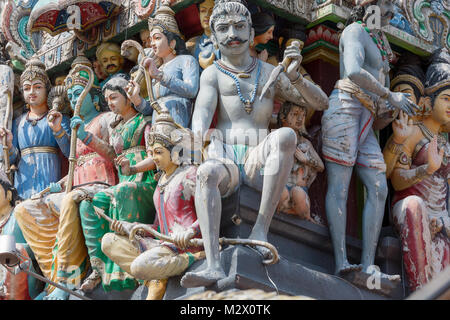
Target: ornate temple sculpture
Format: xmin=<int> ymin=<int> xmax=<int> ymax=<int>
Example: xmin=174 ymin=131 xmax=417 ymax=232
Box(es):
xmin=385 ymin=48 xmax=450 ymax=292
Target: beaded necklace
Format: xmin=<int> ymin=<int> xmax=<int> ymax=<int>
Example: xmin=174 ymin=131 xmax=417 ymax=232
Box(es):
xmin=158 ymin=166 xmax=183 ymax=194
xmin=357 ymin=21 xmax=388 ymax=61
xmin=214 ymin=58 xmax=261 ymax=114
xmin=26 ymin=110 xmax=48 ymax=126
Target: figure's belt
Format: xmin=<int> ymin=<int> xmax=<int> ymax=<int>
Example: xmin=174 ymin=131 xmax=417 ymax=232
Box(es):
xmin=77 ymin=152 xmax=99 ymax=166
xmin=21 ymin=146 xmax=58 ymax=157
xmin=121 ymin=146 xmax=146 ymax=157
xmin=334 ymin=78 xmax=376 ymax=115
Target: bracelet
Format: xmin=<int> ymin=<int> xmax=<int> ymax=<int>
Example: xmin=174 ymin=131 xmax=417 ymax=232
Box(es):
xmin=290 ymin=72 xmax=303 ymax=85
xmin=387 ymin=139 xmax=403 ymax=155
xmin=414 ymin=164 xmax=431 ymax=183
xmin=129 ymin=166 xmax=137 ymax=176
xmin=53 ymin=128 xmax=66 ymax=139
xmin=82 ymin=132 xmax=93 ymax=146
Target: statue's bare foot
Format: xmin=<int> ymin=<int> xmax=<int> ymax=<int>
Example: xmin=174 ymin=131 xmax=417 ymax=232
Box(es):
xmin=363 ymin=266 xmax=401 ymax=282
xmin=180 ymin=268 xmax=226 ymax=288
xmin=43 ymin=286 xmax=70 ymax=300
xmin=80 ymin=270 xmax=101 ymax=293
xmin=336 ymin=262 xmax=362 ymax=275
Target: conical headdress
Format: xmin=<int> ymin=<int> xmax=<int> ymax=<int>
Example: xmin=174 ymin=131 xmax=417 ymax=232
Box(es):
xmin=20 ymin=58 xmax=50 ymax=91
xmin=148 ymin=1 xmax=184 ymax=40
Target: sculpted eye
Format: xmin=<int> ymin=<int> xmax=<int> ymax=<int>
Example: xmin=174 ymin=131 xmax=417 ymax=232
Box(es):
xmin=217 ymin=26 xmax=227 ymax=32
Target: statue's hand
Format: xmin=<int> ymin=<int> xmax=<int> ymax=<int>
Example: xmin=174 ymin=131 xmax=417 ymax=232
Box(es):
xmin=392 ymin=111 xmax=414 ymax=144
xmin=283 ymin=41 xmax=303 ymax=82
xmin=294 ymin=146 xmax=308 ymax=164
xmin=125 ymin=80 xmax=142 ymax=106
xmin=49 ymin=182 xmax=62 ymax=193
xmin=47 ymin=110 xmax=63 ymax=132
xmin=430 ymin=217 xmax=443 ymax=240
xmin=387 ymin=91 xmax=419 ymax=116
xmin=110 ymin=219 xmax=135 ymax=236
xmin=70 ymin=116 xmax=88 ymax=141
xmin=258 ymin=49 xmax=269 ymax=62
xmin=172 ymin=227 xmax=196 ymax=250
xmin=426 ymin=135 xmax=444 ymax=175
xmin=0 ymin=127 xmax=13 ymax=149
xmin=143 ymin=57 xmax=163 ymax=80
xmin=115 ymin=154 xmax=132 ymax=176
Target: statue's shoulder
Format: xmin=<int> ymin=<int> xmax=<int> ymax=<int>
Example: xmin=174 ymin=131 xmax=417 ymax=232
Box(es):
xmin=341 ymin=22 xmax=366 ymax=39
xmin=200 ymin=62 xmax=219 ymax=83
xmin=178 ymin=54 xmax=199 ymax=66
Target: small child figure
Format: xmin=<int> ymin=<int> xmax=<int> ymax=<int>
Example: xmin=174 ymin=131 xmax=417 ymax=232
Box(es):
xmin=277 ymin=102 xmax=324 ymax=222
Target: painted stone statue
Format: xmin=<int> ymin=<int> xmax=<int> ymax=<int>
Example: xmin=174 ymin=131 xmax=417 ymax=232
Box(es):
xmin=14 ymin=63 xmax=118 ymax=300
xmin=384 ymin=52 xmax=426 ymax=179
xmin=186 ymin=0 xmax=219 ymax=72
xmin=180 ymin=0 xmax=329 ymax=288
xmin=14 ymin=62 xmax=117 ymax=300
xmin=96 ymin=42 xmax=128 ymax=88
xmin=0 ymin=58 xmax=71 ymax=199
xmin=277 ymin=102 xmax=324 ymax=223
xmin=321 ymin=0 xmax=418 ymax=281
xmin=384 ymin=48 xmax=450 ymax=292
xmin=84 ymin=76 xmax=157 ymax=292
xmin=102 ymin=110 xmax=204 ymax=300
xmin=128 ymin=3 xmax=200 ymax=128
xmin=250 ymin=12 xmax=275 ymax=63
xmin=0 ymin=172 xmax=40 ymax=300
xmin=139 ymin=28 xmax=152 ymax=49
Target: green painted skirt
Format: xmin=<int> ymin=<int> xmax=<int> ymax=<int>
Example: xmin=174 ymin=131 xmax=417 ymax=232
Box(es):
xmin=80 ymin=180 xmax=156 ymax=292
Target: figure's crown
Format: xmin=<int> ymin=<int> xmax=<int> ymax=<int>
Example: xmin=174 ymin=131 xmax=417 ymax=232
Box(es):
xmin=148 ymin=1 xmax=184 ymax=40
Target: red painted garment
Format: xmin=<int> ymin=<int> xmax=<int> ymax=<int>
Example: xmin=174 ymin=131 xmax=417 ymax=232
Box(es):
xmin=392 ymin=141 xmax=450 ymax=212
xmin=74 ymin=112 xmax=118 ymax=186
xmin=0 ymin=244 xmax=31 ymax=300
xmin=152 ymin=165 xmax=202 ymax=254
xmin=392 ymin=141 xmax=450 ymax=291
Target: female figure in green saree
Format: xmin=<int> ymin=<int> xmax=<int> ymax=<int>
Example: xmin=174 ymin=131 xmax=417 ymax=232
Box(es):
xmin=80 ymin=75 xmax=157 ymax=292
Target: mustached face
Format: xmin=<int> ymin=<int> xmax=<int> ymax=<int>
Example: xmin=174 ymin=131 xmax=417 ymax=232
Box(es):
xmin=99 ymin=50 xmax=123 ymax=75
xmin=212 ymin=14 xmax=253 ymax=57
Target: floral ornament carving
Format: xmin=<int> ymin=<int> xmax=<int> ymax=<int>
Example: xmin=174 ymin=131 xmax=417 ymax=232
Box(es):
xmin=403 ymin=0 xmax=450 ymax=49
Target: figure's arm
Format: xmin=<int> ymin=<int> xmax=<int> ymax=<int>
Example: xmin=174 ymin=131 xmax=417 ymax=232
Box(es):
xmin=274 ymin=44 xmax=328 ymax=111
xmin=71 ymin=115 xmax=117 ymax=161
xmin=191 ymin=66 xmax=219 ymax=139
xmin=342 ymin=24 xmax=417 ymax=115
xmin=295 ymin=140 xmax=324 ymax=172
xmin=390 ymin=136 xmax=443 ymax=191
xmin=133 ymin=96 xmax=154 ymax=116
xmin=53 ymin=115 xmax=71 ymax=158
xmin=342 ymin=24 xmax=389 ymax=97
xmin=276 ymin=72 xmax=329 ymax=111
xmin=116 ymin=155 xmax=155 ymax=176
xmin=158 ymin=56 xmax=200 ymax=99
xmin=383 ymin=111 xmax=414 ymax=178
xmin=7 ymin=118 xmax=19 ymax=164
